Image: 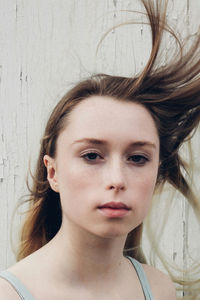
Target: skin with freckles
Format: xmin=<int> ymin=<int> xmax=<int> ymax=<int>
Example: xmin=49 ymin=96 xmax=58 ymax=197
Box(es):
xmin=0 ymin=96 xmax=177 ymax=300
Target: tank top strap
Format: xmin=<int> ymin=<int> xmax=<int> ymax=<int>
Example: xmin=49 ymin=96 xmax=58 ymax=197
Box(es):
xmin=126 ymin=256 xmax=154 ymax=300
xmin=0 ymin=259 xmax=154 ymax=300
xmin=0 ymin=270 xmax=35 ymax=300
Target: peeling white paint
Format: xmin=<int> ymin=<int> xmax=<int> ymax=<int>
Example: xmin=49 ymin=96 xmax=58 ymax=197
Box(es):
xmin=113 ymin=0 xmax=117 ymax=7
xmin=0 ymin=120 xmax=7 ymax=182
xmin=0 ymin=158 xmax=4 ymax=181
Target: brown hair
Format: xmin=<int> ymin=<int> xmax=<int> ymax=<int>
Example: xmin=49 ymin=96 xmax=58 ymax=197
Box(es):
xmin=16 ymin=0 xmax=200 ymax=295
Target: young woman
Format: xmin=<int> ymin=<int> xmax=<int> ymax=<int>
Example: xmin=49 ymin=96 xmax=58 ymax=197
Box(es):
xmin=0 ymin=1 xmax=200 ymax=299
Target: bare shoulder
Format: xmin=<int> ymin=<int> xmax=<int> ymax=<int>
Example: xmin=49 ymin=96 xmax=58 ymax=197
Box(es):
xmin=142 ymin=264 xmax=177 ymax=300
xmin=0 ymin=277 xmax=21 ymax=300
xmin=0 ymin=254 xmax=36 ymax=300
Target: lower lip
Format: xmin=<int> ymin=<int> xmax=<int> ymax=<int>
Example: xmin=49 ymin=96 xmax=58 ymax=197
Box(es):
xmin=98 ymin=208 xmax=130 ymax=218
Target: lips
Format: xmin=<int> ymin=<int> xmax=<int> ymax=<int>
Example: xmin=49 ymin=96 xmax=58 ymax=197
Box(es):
xmin=98 ymin=202 xmax=131 ymax=218
xmin=98 ymin=201 xmax=130 ymax=210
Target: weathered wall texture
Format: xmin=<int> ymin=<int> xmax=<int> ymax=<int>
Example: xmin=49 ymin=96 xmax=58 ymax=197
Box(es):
xmin=0 ymin=0 xmax=199 ymax=292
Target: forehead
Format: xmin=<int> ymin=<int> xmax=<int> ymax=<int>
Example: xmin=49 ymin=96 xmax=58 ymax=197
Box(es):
xmin=59 ymin=96 xmax=159 ymax=145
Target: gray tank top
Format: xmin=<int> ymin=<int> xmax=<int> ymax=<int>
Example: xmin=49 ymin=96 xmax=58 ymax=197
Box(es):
xmin=0 ymin=256 xmax=154 ymax=300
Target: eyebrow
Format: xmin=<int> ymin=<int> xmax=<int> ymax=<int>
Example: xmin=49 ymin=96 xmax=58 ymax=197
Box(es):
xmin=71 ymin=138 xmax=157 ymax=149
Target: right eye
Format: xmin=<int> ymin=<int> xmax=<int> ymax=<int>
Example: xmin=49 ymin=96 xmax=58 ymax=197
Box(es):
xmin=81 ymin=152 xmax=103 ymax=163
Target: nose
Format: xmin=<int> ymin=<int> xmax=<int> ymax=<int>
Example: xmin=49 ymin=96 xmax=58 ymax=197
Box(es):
xmin=108 ymin=183 xmax=125 ymax=191
xmin=105 ymin=158 xmax=126 ymax=192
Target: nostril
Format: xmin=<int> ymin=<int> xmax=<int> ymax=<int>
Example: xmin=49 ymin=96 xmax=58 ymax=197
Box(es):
xmin=108 ymin=184 xmax=125 ymax=191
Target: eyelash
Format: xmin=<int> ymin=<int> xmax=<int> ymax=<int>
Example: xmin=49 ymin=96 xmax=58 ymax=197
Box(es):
xmin=128 ymin=155 xmax=149 ymax=165
xmin=81 ymin=152 xmax=103 ymax=162
xmin=81 ymin=152 xmax=149 ymax=166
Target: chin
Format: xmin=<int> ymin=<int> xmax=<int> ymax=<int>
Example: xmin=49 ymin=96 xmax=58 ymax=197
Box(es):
xmin=102 ymin=232 xmax=126 ymax=239
xmin=94 ymin=227 xmax=129 ymax=239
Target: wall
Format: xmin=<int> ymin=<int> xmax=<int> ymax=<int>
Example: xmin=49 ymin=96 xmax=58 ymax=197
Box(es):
xmin=0 ymin=0 xmax=200 ymax=297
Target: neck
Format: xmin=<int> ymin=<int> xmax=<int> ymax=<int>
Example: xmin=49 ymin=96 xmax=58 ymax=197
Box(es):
xmin=42 ymin=220 xmax=128 ymax=285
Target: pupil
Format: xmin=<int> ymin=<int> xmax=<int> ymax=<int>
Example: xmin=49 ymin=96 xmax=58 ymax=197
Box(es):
xmin=88 ymin=153 xmax=97 ymax=159
xmin=133 ymin=155 xmax=141 ymax=161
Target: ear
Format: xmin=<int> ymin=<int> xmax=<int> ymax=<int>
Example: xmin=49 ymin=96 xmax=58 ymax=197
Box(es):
xmin=43 ymin=154 xmax=59 ymax=193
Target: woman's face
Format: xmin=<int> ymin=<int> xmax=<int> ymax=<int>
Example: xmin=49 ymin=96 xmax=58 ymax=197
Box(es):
xmin=45 ymin=96 xmax=160 ymax=239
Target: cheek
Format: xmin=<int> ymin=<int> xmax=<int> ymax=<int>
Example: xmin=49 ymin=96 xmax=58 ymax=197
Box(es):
xmin=134 ymin=170 xmax=157 ymax=215
xmin=142 ymin=170 xmax=157 ymax=193
xmin=57 ymin=162 xmax=99 ymax=202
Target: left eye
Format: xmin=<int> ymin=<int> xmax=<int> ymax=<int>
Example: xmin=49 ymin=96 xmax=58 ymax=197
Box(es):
xmin=82 ymin=152 xmax=102 ymax=162
xmin=128 ymin=155 xmax=149 ymax=165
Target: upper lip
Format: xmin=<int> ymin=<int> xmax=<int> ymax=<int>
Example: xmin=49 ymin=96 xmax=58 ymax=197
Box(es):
xmin=98 ymin=201 xmax=130 ymax=210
